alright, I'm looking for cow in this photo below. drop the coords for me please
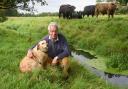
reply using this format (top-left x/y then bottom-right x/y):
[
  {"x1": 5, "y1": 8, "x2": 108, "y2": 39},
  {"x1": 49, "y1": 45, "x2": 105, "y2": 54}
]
[
  {"x1": 95, "y1": 2, "x2": 117, "y2": 19},
  {"x1": 59, "y1": 4, "x2": 76, "y2": 19},
  {"x1": 72, "y1": 11, "x2": 83, "y2": 19},
  {"x1": 83, "y1": 5, "x2": 96, "y2": 17}
]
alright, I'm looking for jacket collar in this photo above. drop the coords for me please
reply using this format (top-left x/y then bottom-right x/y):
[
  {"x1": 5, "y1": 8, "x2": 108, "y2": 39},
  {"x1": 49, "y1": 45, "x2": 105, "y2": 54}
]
[{"x1": 49, "y1": 35, "x2": 59, "y2": 42}]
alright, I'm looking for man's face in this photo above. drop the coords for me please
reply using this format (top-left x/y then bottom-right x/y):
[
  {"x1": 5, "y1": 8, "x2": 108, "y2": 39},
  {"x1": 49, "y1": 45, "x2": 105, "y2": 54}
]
[{"x1": 49, "y1": 25, "x2": 58, "y2": 40}]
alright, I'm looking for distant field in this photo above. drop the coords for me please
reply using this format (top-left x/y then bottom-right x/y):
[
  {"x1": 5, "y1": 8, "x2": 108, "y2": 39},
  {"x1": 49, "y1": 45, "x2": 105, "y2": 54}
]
[{"x1": 0, "y1": 15, "x2": 128, "y2": 89}]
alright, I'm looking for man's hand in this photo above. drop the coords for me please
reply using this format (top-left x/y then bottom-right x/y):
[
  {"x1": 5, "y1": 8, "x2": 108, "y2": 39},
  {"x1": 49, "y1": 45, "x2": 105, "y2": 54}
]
[
  {"x1": 27, "y1": 50, "x2": 34, "y2": 58},
  {"x1": 52, "y1": 56, "x2": 58, "y2": 65}
]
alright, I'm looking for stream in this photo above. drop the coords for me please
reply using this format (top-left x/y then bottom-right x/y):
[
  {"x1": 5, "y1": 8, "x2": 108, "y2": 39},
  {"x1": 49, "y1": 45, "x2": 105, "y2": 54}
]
[{"x1": 72, "y1": 50, "x2": 128, "y2": 88}]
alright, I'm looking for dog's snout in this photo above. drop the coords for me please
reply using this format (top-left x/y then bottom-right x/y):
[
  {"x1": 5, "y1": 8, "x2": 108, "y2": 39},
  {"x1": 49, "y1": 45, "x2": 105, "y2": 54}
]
[
  {"x1": 43, "y1": 43, "x2": 48, "y2": 49},
  {"x1": 45, "y1": 45, "x2": 48, "y2": 49}
]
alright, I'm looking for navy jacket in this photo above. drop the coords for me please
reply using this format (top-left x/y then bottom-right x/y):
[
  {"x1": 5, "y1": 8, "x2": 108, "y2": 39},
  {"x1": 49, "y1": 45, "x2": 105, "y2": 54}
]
[{"x1": 31, "y1": 33, "x2": 71, "y2": 59}]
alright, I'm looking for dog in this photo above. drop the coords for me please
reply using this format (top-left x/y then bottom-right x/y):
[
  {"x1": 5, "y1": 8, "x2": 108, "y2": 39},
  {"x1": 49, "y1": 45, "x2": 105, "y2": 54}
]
[{"x1": 19, "y1": 40, "x2": 49, "y2": 72}]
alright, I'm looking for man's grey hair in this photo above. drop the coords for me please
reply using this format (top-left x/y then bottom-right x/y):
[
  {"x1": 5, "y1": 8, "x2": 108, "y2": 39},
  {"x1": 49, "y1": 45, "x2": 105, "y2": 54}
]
[{"x1": 48, "y1": 22, "x2": 59, "y2": 31}]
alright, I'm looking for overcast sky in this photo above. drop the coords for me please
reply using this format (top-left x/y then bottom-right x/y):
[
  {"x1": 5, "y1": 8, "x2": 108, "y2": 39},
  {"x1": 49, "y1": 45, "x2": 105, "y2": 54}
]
[{"x1": 18, "y1": 0, "x2": 96, "y2": 14}]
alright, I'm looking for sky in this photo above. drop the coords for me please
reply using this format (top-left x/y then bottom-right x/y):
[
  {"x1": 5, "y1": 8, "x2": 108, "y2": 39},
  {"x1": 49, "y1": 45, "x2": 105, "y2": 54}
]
[{"x1": 18, "y1": 0, "x2": 96, "y2": 14}]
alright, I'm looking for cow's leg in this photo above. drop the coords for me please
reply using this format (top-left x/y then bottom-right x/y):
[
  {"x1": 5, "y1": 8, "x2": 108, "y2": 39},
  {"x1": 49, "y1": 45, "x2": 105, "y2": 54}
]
[
  {"x1": 59, "y1": 12, "x2": 61, "y2": 18},
  {"x1": 95, "y1": 9, "x2": 99, "y2": 18},
  {"x1": 111, "y1": 13, "x2": 114, "y2": 18},
  {"x1": 63, "y1": 13, "x2": 66, "y2": 19},
  {"x1": 92, "y1": 14, "x2": 94, "y2": 17},
  {"x1": 108, "y1": 14, "x2": 110, "y2": 19},
  {"x1": 107, "y1": 11, "x2": 110, "y2": 20}
]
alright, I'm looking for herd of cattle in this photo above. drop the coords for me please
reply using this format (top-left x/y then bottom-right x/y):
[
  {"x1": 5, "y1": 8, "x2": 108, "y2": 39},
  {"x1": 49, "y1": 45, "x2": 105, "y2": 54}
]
[{"x1": 59, "y1": 2, "x2": 118, "y2": 19}]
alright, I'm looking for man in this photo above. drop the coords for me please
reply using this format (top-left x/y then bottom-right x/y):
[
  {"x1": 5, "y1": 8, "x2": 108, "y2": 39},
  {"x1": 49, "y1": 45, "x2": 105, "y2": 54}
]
[{"x1": 27, "y1": 22, "x2": 71, "y2": 78}]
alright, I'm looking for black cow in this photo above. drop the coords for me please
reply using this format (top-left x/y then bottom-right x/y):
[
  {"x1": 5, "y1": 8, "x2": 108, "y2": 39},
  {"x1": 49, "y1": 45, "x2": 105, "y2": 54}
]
[
  {"x1": 59, "y1": 4, "x2": 76, "y2": 19},
  {"x1": 72, "y1": 11, "x2": 83, "y2": 19},
  {"x1": 83, "y1": 5, "x2": 96, "y2": 17}
]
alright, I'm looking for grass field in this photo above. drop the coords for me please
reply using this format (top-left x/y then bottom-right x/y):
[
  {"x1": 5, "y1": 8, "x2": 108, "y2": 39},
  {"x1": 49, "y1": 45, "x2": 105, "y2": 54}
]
[{"x1": 0, "y1": 15, "x2": 128, "y2": 89}]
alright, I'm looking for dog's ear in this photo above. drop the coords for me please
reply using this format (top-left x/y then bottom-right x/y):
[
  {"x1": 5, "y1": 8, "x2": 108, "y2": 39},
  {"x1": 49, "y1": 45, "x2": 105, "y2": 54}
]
[{"x1": 37, "y1": 44, "x2": 40, "y2": 50}]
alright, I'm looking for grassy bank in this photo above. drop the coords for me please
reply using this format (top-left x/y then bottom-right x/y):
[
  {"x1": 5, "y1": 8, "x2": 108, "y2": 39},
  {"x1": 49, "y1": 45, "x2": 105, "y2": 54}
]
[
  {"x1": 0, "y1": 16, "x2": 127, "y2": 89},
  {"x1": 57, "y1": 15, "x2": 128, "y2": 75}
]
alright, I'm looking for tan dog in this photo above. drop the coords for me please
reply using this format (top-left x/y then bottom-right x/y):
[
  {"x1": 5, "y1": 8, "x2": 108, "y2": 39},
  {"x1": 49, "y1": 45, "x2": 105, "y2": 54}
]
[{"x1": 19, "y1": 40, "x2": 49, "y2": 72}]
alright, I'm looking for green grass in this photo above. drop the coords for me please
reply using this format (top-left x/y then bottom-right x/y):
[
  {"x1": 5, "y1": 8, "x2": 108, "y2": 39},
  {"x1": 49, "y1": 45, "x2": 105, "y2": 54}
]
[
  {"x1": 58, "y1": 15, "x2": 128, "y2": 74},
  {"x1": 0, "y1": 16, "x2": 127, "y2": 89}
]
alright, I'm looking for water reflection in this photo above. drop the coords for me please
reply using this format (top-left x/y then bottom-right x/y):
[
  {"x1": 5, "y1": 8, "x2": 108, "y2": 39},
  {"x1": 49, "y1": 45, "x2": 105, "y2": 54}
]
[
  {"x1": 72, "y1": 50, "x2": 128, "y2": 88},
  {"x1": 71, "y1": 48, "x2": 97, "y2": 59},
  {"x1": 104, "y1": 72, "x2": 121, "y2": 78}
]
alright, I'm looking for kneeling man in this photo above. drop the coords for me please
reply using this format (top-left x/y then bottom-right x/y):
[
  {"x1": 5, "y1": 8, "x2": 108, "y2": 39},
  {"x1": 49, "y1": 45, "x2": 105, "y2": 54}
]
[{"x1": 27, "y1": 22, "x2": 71, "y2": 78}]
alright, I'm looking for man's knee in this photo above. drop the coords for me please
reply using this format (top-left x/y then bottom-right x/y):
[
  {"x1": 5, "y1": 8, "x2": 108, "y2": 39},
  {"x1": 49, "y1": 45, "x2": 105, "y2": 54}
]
[
  {"x1": 61, "y1": 57, "x2": 69, "y2": 65},
  {"x1": 60, "y1": 57, "x2": 70, "y2": 69}
]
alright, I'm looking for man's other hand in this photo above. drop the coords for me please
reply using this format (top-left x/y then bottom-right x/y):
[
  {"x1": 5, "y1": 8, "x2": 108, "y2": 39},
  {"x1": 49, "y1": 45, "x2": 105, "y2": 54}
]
[{"x1": 52, "y1": 56, "x2": 58, "y2": 65}]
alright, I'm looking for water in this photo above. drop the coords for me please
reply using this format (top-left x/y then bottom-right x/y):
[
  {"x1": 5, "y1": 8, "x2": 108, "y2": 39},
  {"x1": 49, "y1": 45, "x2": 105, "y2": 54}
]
[{"x1": 72, "y1": 51, "x2": 128, "y2": 89}]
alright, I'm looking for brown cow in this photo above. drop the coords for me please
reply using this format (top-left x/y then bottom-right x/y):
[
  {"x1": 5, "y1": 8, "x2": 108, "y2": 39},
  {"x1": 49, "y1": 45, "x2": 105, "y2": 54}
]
[{"x1": 95, "y1": 2, "x2": 117, "y2": 19}]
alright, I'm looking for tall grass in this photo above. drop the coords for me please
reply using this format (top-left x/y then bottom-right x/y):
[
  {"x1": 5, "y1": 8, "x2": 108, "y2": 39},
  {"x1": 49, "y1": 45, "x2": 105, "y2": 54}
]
[
  {"x1": 1, "y1": 16, "x2": 128, "y2": 72},
  {"x1": 58, "y1": 15, "x2": 128, "y2": 72},
  {"x1": 0, "y1": 17, "x2": 118, "y2": 89}
]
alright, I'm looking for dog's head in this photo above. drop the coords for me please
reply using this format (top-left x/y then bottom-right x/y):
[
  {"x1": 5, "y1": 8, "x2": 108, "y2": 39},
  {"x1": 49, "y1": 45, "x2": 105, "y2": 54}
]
[{"x1": 37, "y1": 40, "x2": 48, "y2": 52}]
